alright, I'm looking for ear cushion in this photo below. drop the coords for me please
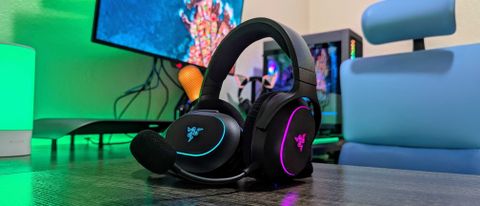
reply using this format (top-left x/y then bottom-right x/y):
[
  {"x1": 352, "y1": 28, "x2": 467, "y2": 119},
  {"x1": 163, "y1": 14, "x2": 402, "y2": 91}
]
[{"x1": 241, "y1": 92, "x2": 276, "y2": 164}]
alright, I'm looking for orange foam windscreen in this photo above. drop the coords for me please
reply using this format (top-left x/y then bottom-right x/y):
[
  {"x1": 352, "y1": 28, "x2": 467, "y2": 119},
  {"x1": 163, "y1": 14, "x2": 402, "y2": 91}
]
[{"x1": 178, "y1": 65, "x2": 203, "y2": 102}]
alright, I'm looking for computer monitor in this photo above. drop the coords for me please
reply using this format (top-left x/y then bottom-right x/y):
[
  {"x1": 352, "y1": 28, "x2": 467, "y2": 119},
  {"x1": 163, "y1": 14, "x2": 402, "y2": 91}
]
[
  {"x1": 92, "y1": 0, "x2": 244, "y2": 69},
  {"x1": 263, "y1": 29, "x2": 363, "y2": 135}
]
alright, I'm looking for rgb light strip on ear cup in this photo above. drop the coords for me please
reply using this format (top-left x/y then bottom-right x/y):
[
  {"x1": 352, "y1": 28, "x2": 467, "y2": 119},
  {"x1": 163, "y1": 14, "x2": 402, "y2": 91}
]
[{"x1": 280, "y1": 105, "x2": 310, "y2": 176}]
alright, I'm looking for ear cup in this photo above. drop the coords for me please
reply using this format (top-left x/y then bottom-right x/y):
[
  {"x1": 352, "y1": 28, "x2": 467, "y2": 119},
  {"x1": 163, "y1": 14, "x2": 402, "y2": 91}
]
[
  {"x1": 241, "y1": 92, "x2": 276, "y2": 165},
  {"x1": 257, "y1": 99, "x2": 316, "y2": 179},
  {"x1": 195, "y1": 98, "x2": 244, "y2": 126},
  {"x1": 165, "y1": 111, "x2": 241, "y2": 174},
  {"x1": 192, "y1": 99, "x2": 246, "y2": 177}
]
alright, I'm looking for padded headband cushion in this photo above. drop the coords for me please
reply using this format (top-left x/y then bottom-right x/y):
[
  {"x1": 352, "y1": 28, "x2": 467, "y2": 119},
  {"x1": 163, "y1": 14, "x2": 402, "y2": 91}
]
[
  {"x1": 200, "y1": 17, "x2": 314, "y2": 100},
  {"x1": 362, "y1": 0, "x2": 456, "y2": 44}
]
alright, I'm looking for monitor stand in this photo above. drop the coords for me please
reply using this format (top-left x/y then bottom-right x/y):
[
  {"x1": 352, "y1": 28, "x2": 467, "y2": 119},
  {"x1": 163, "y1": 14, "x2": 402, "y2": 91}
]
[{"x1": 33, "y1": 118, "x2": 171, "y2": 151}]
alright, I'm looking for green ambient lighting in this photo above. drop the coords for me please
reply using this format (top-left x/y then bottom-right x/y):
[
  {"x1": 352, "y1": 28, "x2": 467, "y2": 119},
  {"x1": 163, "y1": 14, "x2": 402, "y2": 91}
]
[
  {"x1": 313, "y1": 137, "x2": 339, "y2": 145},
  {"x1": 0, "y1": 173, "x2": 32, "y2": 205},
  {"x1": 0, "y1": 43, "x2": 35, "y2": 130}
]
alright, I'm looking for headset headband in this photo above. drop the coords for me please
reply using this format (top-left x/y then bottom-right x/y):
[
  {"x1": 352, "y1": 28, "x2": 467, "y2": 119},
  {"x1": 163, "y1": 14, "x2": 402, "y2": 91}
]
[{"x1": 199, "y1": 18, "x2": 315, "y2": 101}]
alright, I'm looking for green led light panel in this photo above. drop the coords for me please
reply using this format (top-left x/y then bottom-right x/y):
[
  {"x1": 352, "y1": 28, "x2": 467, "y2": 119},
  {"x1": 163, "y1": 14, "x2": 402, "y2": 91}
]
[
  {"x1": 0, "y1": 43, "x2": 35, "y2": 130},
  {"x1": 313, "y1": 137, "x2": 339, "y2": 145}
]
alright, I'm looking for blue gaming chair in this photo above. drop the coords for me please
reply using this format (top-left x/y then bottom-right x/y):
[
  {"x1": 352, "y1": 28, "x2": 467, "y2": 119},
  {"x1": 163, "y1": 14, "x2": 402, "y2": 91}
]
[{"x1": 339, "y1": 0, "x2": 480, "y2": 175}]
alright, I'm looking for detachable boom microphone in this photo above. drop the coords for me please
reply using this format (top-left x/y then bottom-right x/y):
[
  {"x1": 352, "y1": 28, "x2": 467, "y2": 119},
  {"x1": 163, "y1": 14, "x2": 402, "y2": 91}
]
[{"x1": 130, "y1": 130, "x2": 176, "y2": 174}]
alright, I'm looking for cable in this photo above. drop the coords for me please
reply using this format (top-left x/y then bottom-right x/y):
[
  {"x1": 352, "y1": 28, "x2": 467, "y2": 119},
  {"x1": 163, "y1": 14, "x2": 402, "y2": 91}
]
[
  {"x1": 160, "y1": 59, "x2": 182, "y2": 89},
  {"x1": 145, "y1": 64, "x2": 155, "y2": 120},
  {"x1": 110, "y1": 87, "x2": 145, "y2": 143},
  {"x1": 155, "y1": 59, "x2": 170, "y2": 120},
  {"x1": 118, "y1": 90, "x2": 143, "y2": 119},
  {"x1": 109, "y1": 58, "x2": 161, "y2": 144},
  {"x1": 111, "y1": 80, "x2": 156, "y2": 143},
  {"x1": 113, "y1": 59, "x2": 158, "y2": 119},
  {"x1": 84, "y1": 137, "x2": 132, "y2": 145},
  {"x1": 113, "y1": 93, "x2": 134, "y2": 119},
  {"x1": 107, "y1": 58, "x2": 181, "y2": 143},
  {"x1": 172, "y1": 164, "x2": 248, "y2": 185},
  {"x1": 146, "y1": 83, "x2": 152, "y2": 119}
]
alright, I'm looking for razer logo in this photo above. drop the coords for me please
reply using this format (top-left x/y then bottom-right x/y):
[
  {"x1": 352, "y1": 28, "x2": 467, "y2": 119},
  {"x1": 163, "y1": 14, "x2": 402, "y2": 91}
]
[
  {"x1": 186, "y1": 126, "x2": 204, "y2": 142},
  {"x1": 294, "y1": 133, "x2": 307, "y2": 152}
]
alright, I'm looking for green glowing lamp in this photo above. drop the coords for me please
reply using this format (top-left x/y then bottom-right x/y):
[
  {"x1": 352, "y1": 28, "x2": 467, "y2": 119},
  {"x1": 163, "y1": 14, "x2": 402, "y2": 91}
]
[
  {"x1": 0, "y1": 43, "x2": 35, "y2": 157},
  {"x1": 313, "y1": 137, "x2": 340, "y2": 145}
]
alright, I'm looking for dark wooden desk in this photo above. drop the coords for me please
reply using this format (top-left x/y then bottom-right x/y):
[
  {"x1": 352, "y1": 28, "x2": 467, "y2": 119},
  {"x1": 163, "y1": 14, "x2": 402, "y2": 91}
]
[{"x1": 2, "y1": 155, "x2": 479, "y2": 206}]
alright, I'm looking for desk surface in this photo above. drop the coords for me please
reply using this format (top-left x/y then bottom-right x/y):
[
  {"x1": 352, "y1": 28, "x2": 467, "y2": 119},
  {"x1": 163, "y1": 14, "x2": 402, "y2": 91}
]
[{"x1": 1, "y1": 154, "x2": 479, "y2": 206}]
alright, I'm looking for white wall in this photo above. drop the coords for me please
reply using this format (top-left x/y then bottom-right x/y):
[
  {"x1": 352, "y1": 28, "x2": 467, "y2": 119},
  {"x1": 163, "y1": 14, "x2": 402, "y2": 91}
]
[{"x1": 308, "y1": 0, "x2": 480, "y2": 57}]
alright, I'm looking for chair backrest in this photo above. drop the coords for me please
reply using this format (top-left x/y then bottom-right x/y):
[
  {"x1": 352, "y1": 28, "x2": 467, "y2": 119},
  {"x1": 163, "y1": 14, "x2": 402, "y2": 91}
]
[
  {"x1": 340, "y1": 0, "x2": 477, "y2": 149},
  {"x1": 362, "y1": 0, "x2": 456, "y2": 45},
  {"x1": 342, "y1": 44, "x2": 480, "y2": 149},
  {"x1": 339, "y1": 0, "x2": 480, "y2": 174}
]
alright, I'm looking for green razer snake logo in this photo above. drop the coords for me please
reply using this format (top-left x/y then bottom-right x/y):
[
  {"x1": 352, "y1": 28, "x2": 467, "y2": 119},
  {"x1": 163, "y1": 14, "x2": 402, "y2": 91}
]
[{"x1": 186, "y1": 126, "x2": 204, "y2": 142}]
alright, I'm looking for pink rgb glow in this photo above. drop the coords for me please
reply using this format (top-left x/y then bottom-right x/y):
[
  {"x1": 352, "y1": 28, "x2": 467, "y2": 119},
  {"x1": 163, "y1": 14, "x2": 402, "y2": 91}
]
[
  {"x1": 280, "y1": 106, "x2": 310, "y2": 176},
  {"x1": 294, "y1": 133, "x2": 306, "y2": 152},
  {"x1": 280, "y1": 192, "x2": 299, "y2": 206}
]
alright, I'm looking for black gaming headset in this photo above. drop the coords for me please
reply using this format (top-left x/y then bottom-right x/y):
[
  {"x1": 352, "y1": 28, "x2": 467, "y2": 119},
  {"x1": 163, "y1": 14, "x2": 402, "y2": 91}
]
[{"x1": 130, "y1": 17, "x2": 321, "y2": 184}]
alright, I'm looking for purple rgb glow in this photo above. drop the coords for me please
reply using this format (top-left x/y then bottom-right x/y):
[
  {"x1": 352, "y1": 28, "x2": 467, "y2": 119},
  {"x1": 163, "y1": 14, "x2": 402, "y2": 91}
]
[
  {"x1": 280, "y1": 192, "x2": 299, "y2": 206},
  {"x1": 280, "y1": 106, "x2": 310, "y2": 176},
  {"x1": 294, "y1": 133, "x2": 306, "y2": 152}
]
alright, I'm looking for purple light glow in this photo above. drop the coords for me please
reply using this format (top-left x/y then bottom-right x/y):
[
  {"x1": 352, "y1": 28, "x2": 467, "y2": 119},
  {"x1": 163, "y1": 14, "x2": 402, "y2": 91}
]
[
  {"x1": 280, "y1": 105, "x2": 309, "y2": 176},
  {"x1": 280, "y1": 192, "x2": 299, "y2": 206},
  {"x1": 294, "y1": 133, "x2": 306, "y2": 152}
]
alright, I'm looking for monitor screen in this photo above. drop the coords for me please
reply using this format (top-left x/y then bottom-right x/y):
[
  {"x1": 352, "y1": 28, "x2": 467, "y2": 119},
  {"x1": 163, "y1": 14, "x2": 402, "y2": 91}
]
[
  {"x1": 265, "y1": 42, "x2": 342, "y2": 118},
  {"x1": 266, "y1": 42, "x2": 341, "y2": 96},
  {"x1": 92, "y1": 0, "x2": 244, "y2": 68}
]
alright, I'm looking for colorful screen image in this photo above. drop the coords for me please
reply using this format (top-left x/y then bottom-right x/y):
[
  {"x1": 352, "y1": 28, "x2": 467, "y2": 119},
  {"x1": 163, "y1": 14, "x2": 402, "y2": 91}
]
[
  {"x1": 93, "y1": 0, "x2": 244, "y2": 68},
  {"x1": 265, "y1": 42, "x2": 341, "y2": 112}
]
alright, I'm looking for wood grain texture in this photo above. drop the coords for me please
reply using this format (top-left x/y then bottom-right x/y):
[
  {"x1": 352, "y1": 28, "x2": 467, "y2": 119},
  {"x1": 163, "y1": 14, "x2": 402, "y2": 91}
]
[{"x1": 1, "y1": 144, "x2": 480, "y2": 205}]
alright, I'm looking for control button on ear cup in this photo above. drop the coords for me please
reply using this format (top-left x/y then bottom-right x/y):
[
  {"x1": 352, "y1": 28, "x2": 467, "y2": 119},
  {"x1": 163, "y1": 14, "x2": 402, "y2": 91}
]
[{"x1": 241, "y1": 92, "x2": 276, "y2": 165}]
